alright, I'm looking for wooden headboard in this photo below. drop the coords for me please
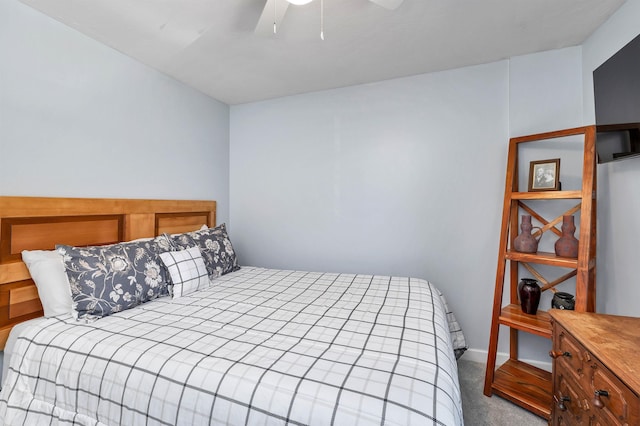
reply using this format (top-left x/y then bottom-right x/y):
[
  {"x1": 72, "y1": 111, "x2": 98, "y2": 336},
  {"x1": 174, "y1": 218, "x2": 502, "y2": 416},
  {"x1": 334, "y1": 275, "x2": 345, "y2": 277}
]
[{"x1": 0, "y1": 196, "x2": 216, "y2": 349}]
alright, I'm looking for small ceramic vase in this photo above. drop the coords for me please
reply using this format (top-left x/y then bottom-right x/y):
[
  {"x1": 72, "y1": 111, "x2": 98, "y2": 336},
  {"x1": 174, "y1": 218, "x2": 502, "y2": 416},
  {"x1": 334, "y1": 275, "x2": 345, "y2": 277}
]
[
  {"x1": 513, "y1": 215, "x2": 542, "y2": 253},
  {"x1": 518, "y1": 278, "x2": 541, "y2": 314},
  {"x1": 551, "y1": 292, "x2": 575, "y2": 310},
  {"x1": 555, "y1": 215, "x2": 579, "y2": 258}
]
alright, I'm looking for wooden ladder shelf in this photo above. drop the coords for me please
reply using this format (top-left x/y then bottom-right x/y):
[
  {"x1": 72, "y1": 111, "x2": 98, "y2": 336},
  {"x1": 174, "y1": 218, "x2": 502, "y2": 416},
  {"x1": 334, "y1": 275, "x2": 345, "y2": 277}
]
[{"x1": 483, "y1": 126, "x2": 597, "y2": 419}]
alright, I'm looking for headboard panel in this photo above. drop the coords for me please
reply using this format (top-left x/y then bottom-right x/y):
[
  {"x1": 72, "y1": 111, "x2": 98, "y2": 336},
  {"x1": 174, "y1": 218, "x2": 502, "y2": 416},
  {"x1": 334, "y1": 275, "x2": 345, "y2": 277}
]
[
  {"x1": 156, "y1": 212, "x2": 211, "y2": 235},
  {"x1": 0, "y1": 215, "x2": 124, "y2": 263},
  {"x1": 0, "y1": 196, "x2": 216, "y2": 349}
]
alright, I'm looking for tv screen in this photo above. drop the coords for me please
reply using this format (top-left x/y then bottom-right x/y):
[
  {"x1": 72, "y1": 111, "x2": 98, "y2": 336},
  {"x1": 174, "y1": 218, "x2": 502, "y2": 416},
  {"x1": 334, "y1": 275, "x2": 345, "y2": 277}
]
[{"x1": 593, "y1": 33, "x2": 640, "y2": 163}]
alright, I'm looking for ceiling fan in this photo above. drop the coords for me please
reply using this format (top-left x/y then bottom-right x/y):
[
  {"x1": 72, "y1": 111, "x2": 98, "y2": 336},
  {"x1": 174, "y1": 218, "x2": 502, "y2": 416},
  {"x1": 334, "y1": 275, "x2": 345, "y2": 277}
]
[{"x1": 255, "y1": 0, "x2": 404, "y2": 36}]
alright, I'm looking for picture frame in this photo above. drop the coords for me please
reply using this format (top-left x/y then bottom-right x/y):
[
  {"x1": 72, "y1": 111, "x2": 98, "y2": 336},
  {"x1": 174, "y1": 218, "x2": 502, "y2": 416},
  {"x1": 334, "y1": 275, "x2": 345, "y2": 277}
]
[{"x1": 528, "y1": 158, "x2": 560, "y2": 191}]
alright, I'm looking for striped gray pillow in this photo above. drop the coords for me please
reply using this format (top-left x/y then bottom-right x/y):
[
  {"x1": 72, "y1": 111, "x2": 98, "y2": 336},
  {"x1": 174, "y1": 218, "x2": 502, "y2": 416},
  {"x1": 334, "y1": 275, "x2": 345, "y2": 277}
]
[{"x1": 159, "y1": 247, "x2": 210, "y2": 298}]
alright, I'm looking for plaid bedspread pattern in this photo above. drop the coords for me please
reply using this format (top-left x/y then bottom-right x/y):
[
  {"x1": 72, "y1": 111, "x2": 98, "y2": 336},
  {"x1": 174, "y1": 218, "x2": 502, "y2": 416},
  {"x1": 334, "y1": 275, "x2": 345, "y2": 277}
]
[{"x1": 0, "y1": 267, "x2": 463, "y2": 425}]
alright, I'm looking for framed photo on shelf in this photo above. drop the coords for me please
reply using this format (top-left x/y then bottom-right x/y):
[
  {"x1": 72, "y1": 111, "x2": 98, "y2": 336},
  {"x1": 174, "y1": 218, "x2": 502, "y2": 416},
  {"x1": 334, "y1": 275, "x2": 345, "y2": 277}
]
[{"x1": 528, "y1": 158, "x2": 560, "y2": 191}]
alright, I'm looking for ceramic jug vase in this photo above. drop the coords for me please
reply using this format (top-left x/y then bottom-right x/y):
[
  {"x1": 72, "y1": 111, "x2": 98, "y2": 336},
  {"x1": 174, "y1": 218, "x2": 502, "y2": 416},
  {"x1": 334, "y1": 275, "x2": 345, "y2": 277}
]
[
  {"x1": 555, "y1": 215, "x2": 579, "y2": 258},
  {"x1": 513, "y1": 215, "x2": 542, "y2": 253}
]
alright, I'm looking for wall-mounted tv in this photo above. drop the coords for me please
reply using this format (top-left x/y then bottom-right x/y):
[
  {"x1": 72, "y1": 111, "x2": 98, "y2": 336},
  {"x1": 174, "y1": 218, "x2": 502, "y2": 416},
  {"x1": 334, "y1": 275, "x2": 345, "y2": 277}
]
[{"x1": 593, "y1": 33, "x2": 640, "y2": 164}]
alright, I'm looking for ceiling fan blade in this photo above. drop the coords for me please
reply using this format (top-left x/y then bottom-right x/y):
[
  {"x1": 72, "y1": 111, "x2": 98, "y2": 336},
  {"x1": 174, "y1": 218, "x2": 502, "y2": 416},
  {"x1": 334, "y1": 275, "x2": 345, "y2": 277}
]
[
  {"x1": 369, "y1": 0, "x2": 404, "y2": 10},
  {"x1": 255, "y1": 0, "x2": 290, "y2": 36}
]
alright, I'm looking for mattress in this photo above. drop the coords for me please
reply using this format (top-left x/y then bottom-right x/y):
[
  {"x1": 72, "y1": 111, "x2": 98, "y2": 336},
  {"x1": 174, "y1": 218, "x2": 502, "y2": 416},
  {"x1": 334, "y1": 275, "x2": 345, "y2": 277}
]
[{"x1": 0, "y1": 267, "x2": 465, "y2": 425}]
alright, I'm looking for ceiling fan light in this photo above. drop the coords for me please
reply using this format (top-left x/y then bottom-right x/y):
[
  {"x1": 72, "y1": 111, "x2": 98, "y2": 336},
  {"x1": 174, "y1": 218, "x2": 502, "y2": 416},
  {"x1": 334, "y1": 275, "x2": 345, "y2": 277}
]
[{"x1": 287, "y1": 0, "x2": 313, "y2": 5}]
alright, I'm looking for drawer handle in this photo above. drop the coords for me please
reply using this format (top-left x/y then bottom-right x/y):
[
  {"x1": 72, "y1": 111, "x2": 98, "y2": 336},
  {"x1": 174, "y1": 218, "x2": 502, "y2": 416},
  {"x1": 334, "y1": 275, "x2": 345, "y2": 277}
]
[
  {"x1": 556, "y1": 395, "x2": 571, "y2": 411},
  {"x1": 593, "y1": 390, "x2": 609, "y2": 409},
  {"x1": 549, "y1": 350, "x2": 572, "y2": 359}
]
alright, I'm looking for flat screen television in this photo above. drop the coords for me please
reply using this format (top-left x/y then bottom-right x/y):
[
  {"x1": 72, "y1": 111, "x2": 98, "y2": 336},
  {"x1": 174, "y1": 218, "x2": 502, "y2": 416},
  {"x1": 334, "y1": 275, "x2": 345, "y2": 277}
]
[{"x1": 593, "y1": 33, "x2": 640, "y2": 163}]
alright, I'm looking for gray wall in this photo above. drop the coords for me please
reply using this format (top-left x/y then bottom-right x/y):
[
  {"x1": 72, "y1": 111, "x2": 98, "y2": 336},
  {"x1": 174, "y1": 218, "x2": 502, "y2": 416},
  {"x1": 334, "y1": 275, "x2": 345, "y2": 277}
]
[
  {"x1": 230, "y1": 61, "x2": 509, "y2": 358},
  {"x1": 0, "y1": 0, "x2": 230, "y2": 224},
  {"x1": 2, "y1": 0, "x2": 639, "y2": 371},
  {"x1": 507, "y1": 47, "x2": 585, "y2": 363},
  {"x1": 230, "y1": 51, "x2": 586, "y2": 363},
  {"x1": 0, "y1": 0, "x2": 230, "y2": 376},
  {"x1": 582, "y1": 0, "x2": 640, "y2": 317}
]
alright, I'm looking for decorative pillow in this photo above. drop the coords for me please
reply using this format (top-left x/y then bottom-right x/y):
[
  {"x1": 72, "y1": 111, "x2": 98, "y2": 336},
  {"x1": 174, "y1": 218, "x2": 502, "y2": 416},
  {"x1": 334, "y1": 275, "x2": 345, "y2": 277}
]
[
  {"x1": 159, "y1": 247, "x2": 210, "y2": 298},
  {"x1": 56, "y1": 235, "x2": 173, "y2": 320},
  {"x1": 168, "y1": 223, "x2": 240, "y2": 279},
  {"x1": 21, "y1": 250, "x2": 74, "y2": 318}
]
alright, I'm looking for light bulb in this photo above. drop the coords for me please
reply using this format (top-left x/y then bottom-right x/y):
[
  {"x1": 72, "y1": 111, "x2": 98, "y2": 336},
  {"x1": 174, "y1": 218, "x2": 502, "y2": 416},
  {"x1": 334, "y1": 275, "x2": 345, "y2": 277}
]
[{"x1": 287, "y1": 0, "x2": 313, "y2": 5}]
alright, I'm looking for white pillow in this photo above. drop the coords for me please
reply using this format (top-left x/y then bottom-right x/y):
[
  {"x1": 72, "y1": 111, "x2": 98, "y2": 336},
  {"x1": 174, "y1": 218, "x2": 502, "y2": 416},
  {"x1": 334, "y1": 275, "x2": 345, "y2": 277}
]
[
  {"x1": 159, "y1": 247, "x2": 210, "y2": 298},
  {"x1": 21, "y1": 250, "x2": 74, "y2": 317}
]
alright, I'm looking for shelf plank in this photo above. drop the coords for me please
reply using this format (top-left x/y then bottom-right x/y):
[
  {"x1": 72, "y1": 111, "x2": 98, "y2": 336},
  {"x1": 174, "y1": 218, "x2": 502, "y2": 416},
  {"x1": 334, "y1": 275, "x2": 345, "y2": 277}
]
[
  {"x1": 491, "y1": 359, "x2": 552, "y2": 419},
  {"x1": 499, "y1": 304, "x2": 552, "y2": 338},
  {"x1": 512, "y1": 190, "x2": 582, "y2": 200},
  {"x1": 510, "y1": 125, "x2": 592, "y2": 143},
  {"x1": 505, "y1": 250, "x2": 578, "y2": 268}
]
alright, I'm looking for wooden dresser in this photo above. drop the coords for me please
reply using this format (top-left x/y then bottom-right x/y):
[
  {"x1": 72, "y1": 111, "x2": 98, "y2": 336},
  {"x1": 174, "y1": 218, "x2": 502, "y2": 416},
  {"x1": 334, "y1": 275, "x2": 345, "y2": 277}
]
[{"x1": 550, "y1": 310, "x2": 640, "y2": 425}]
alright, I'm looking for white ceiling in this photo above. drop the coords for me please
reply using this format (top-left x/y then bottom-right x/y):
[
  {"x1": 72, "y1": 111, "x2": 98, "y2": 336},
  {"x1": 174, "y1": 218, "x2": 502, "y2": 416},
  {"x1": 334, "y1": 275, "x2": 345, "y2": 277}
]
[{"x1": 20, "y1": 0, "x2": 626, "y2": 105}]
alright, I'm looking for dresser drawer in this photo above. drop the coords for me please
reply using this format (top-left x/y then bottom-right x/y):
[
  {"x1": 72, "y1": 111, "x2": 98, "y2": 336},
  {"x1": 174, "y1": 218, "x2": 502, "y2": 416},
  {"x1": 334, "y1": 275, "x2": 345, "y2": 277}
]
[
  {"x1": 551, "y1": 311, "x2": 640, "y2": 426},
  {"x1": 554, "y1": 372, "x2": 590, "y2": 425},
  {"x1": 554, "y1": 323, "x2": 589, "y2": 387},
  {"x1": 589, "y1": 412, "x2": 615, "y2": 426},
  {"x1": 589, "y1": 357, "x2": 640, "y2": 426}
]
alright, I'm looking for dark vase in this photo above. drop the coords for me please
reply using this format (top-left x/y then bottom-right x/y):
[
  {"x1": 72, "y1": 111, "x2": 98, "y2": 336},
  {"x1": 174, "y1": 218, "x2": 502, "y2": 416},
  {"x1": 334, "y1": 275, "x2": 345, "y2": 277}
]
[
  {"x1": 519, "y1": 278, "x2": 541, "y2": 314},
  {"x1": 513, "y1": 215, "x2": 542, "y2": 253},
  {"x1": 551, "y1": 292, "x2": 575, "y2": 310},
  {"x1": 555, "y1": 215, "x2": 579, "y2": 258}
]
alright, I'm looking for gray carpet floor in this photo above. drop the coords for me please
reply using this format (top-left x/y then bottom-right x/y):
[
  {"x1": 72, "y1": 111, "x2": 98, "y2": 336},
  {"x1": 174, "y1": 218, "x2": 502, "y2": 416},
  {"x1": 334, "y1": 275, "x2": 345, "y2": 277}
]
[{"x1": 457, "y1": 359, "x2": 547, "y2": 426}]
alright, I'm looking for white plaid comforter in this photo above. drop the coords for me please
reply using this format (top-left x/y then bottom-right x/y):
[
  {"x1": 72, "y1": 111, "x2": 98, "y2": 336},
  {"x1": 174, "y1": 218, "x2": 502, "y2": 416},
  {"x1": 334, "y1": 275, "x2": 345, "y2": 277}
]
[{"x1": 0, "y1": 267, "x2": 464, "y2": 425}]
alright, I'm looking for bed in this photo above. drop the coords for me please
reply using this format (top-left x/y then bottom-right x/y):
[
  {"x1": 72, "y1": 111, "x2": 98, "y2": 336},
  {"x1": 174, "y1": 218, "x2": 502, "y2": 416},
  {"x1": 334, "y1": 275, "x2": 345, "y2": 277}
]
[{"x1": 0, "y1": 196, "x2": 466, "y2": 425}]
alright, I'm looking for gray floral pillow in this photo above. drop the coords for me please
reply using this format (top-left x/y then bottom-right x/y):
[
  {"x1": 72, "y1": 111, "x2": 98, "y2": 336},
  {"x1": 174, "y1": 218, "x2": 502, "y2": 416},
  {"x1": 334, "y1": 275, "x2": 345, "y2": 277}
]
[
  {"x1": 56, "y1": 236, "x2": 173, "y2": 320},
  {"x1": 168, "y1": 223, "x2": 240, "y2": 279}
]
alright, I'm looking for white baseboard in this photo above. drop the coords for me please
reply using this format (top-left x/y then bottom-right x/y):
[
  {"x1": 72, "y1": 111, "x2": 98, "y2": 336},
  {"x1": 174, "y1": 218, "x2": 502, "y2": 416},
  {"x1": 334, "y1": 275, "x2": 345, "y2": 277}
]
[{"x1": 460, "y1": 348, "x2": 552, "y2": 372}]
